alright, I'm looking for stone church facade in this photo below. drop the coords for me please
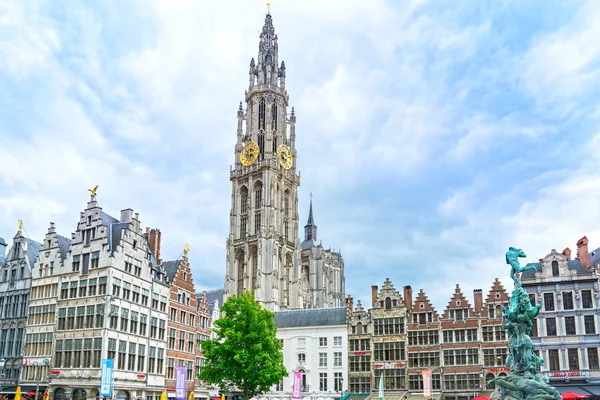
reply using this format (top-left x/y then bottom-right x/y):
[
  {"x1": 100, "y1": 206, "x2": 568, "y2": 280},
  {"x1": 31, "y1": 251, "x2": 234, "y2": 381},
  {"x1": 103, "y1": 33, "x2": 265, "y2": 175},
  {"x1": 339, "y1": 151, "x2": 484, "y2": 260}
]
[{"x1": 224, "y1": 12, "x2": 345, "y2": 311}]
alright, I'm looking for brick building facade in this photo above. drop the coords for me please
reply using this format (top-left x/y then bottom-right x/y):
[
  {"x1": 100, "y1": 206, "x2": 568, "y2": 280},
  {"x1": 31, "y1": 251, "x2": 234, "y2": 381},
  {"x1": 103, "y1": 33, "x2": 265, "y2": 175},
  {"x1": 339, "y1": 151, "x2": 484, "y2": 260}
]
[{"x1": 163, "y1": 251, "x2": 211, "y2": 400}]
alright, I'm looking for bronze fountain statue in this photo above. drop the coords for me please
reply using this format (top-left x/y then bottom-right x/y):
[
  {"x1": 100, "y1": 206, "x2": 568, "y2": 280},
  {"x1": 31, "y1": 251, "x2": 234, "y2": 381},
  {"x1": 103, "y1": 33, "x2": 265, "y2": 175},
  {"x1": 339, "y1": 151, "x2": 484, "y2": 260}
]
[{"x1": 490, "y1": 248, "x2": 561, "y2": 400}]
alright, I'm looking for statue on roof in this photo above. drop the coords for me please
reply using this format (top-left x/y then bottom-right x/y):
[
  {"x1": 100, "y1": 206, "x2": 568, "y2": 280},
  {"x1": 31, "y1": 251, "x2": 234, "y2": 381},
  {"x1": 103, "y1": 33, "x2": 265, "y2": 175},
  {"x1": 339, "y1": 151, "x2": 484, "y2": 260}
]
[{"x1": 506, "y1": 247, "x2": 537, "y2": 287}]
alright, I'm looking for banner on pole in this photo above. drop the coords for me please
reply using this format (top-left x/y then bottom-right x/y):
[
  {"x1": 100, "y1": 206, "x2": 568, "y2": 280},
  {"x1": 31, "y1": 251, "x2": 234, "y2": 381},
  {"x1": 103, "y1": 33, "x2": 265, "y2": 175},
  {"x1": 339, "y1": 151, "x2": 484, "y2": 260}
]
[
  {"x1": 100, "y1": 359, "x2": 114, "y2": 397},
  {"x1": 292, "y1": 371, "x2": 302, "y2": 399},
  {"x1": 422, "y1": 370, "x2": 432, "y2": 399},
  {"x1": 378, "y1": 373, "x2": 384, "y2": 400},
  {"x1": 176, "y1": 366, "x2": 187, "y2": 400}
]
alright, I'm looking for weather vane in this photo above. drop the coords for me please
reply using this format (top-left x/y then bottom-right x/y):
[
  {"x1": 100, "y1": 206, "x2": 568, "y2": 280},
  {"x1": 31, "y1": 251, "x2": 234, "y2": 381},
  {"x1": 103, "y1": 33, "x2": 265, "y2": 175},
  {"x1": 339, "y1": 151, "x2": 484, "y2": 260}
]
[
  {"x1": 88, "y1": 185, "x2": 99, "y2": 197},
  {"x1": 184, "y1": 244, "x2": 190, "y2": 255},
  {"x1": 267, "y1": 2, "x2": 271, "y2": 14},
  {"x1": 18, "y1": 219, "x2": 23, "y2": 231}
]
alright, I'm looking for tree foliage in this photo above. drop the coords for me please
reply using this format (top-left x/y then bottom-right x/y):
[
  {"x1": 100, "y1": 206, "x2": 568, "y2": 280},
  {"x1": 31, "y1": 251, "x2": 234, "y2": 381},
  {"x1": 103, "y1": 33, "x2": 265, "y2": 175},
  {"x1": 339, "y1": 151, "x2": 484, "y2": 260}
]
[{"x1": 198, "y1": 291, "x2": 287, "y2": 400}]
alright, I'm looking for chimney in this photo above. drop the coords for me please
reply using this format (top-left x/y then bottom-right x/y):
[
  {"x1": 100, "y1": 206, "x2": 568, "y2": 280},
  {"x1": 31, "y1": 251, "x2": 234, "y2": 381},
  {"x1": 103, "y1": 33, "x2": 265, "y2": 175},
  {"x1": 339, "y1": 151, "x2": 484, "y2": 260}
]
[
  {"x1": 562, "y1": 247, "x2": 572, "y2": 260},
  {"x1": 345, "y1": 295, "x2": 354, "y2": 313},
  {"x1": 473, "y1": 289, "x2": 483, "y2": 313},
  {"x1": 577, "y1": 236, "x2": 590, "y2": 268},
  {"x1": 49, "y1": 222, "x2": 56, "y2": 233},
  {"x1": 404, "y1": 285, "x2": 413, "y2": 312},
  {"x1": 145, "y1": 228, "x2": 162, "y2": 264},
  {"x1": 120, "y1": 209, "x2": 134, "y2": 223},
  {"x1": 371, "y1": 285, "x2": 378, "y2": 308}
]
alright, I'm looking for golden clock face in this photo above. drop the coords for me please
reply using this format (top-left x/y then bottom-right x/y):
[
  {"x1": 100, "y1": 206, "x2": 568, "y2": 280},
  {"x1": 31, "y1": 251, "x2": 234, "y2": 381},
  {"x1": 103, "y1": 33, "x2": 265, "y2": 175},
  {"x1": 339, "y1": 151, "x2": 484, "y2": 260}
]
[
  {"x1": 277, "y1": 144, "x2": 293, "y2": 170},
  {"x1": 240, "y1": 142, "x2": 260, "y2": 166}
]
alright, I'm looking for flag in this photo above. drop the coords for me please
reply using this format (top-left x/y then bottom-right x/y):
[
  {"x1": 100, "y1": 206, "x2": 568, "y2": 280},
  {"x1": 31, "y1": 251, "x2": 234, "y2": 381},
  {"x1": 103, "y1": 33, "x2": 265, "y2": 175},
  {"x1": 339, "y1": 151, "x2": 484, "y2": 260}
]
[
  {"x1": 15, "y1": 387, "x2": 22, "y2": 400},
  {"x1": 221, "y1": 395, "x2": 225, "y2": 400},
  {"x1": 44, "y1": 389, "x2": 49, "y2": 400},
  {"x1": 161, "y1": 393, "x2": 167, "y2": 400},
  {"x1": 422, "y1": 370, "x2": 432, "y2": 399},
  {"x1": 378, "y1": 373, "x2": 384, "y2": 400},
  {"x1": 189, "y1": 392, "x2": 194, "y2": 400}
]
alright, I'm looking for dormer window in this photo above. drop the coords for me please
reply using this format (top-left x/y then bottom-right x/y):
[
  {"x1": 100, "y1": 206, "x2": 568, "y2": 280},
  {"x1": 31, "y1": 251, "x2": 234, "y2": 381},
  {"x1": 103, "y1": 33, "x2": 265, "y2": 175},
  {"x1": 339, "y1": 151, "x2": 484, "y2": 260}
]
[
  {"x1": 496, "y1": 292, "x2": 501, "y2": 299},
  {"x1": 385, "y1": 297, "x2": 392, "y2": 310},
  {"x1": 420, "y1": 303, "x2": 425, "y2": 309},
  {"x1": 456, "y1": 300, "x2": 461, "y2": 306},
  {"x1": 87, "y1": 216, "x2": 92, "y2": 224},
  {"x1": 552, "y1": 260, "x2": 559, "y2": 277}
]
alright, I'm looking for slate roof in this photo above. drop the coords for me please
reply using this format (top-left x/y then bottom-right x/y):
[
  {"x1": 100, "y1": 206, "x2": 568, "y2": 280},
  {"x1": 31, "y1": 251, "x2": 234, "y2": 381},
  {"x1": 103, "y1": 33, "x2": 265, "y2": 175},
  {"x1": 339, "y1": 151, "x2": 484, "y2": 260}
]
[
  {"x1": 24, "y1": 238, "x2": 42, "y2": 267},
  {"x1": 201, "y1": 289, "x2": 224, "y2": 315},
  {"x1": 56, "y1": 235, "x2": 72, "y2": 260},
  {"x1": 101, "y1": 212, "x2": 119, "y2": 226},
  {"x1": 109, "y1": 222, "x2": 129, "y2": 253},
  {"x1": 0, "y1": 237, "x2": 6, "y2": 265},
  {"x1": 522, "y1": 252, "x2": 598, "y2": 280},
  {"x1": 274, "y1": 307, "x2": 348, "y2": 329},
  {"x1": 163, "y1": 260, "x2": 180, "y2": 283}
]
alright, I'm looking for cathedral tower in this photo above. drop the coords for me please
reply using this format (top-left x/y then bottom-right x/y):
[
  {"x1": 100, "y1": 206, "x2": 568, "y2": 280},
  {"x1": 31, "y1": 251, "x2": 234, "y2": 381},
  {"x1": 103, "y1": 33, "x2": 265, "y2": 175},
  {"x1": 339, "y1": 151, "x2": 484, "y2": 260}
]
[
  {"x1": 224, "y1": 11, "x2": 346, "y2": 311},
  {"x1": 224, "y1": 11, "x2": 302, "y2": 311}
]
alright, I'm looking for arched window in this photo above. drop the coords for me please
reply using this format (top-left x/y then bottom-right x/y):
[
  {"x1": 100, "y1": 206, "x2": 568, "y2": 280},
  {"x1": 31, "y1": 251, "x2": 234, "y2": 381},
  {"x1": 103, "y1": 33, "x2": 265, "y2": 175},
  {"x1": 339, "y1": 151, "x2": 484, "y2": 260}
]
[
  {"x1": 486, "y1": 373, "x2": 495, "y2": 389},
  {"x1": 259, "y1": 99, "x2": 266, "y2": 130},
  {"x1": 240, "y1": 186, "x2": 248, "y2": 214},
  {"x1": 116, "y1": 391, "x2": 130, "y2": 400},
  {"x1": 385, "y1": 297, "x2": 392, "y2": 310},
  {"x1": 72, "y1": 389, "x2": 87, "y2": 400},
  {"x1": 356, "y1": 322, "x2": 363, "y2": 334},
  {"x1": 272, "y1": 101, "x2": 277, "y2": 130},
  {"x1": 237, "y1": 251, "x2": 245, "y2": 295},
  {"x1": 240, "y1": 216, "x2": 247, "y2": 239},
  {"x1": 252, "y1": 251, "x2": 258, "y2": 290},
  {"x1": 254, "y1": 211, "x2": 261, "y2": 235},
  {"x1": 283, "y1": 190, "x2": 290, "y2": 215},
  {"x1": 272, "y1": 135, "x2": 278, "y2": 153},
  {"x1": 254, "y1": 183, "x2": 263, "y2": 208},
  {"x1": 552, "y1": 260, "x2": 559, "y2": 277},
  {"x1": 53, "y1": 388, "x2": 67, "y2": 400}
]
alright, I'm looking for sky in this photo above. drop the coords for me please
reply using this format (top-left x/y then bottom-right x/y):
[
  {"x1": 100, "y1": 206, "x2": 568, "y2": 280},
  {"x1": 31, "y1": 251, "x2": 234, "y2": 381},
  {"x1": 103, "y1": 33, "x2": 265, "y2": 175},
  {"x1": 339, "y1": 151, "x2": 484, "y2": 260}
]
[{"x1": 1, "y1": 0, "x2": 600, "y2": 311}]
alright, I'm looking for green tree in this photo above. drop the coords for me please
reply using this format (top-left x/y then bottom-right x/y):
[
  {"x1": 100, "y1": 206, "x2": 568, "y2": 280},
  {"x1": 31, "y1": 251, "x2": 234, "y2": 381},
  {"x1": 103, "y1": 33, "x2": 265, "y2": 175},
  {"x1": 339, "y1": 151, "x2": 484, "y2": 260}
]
[{"x1": 198, "y1": 291, "x2": 287, "y2": 400}]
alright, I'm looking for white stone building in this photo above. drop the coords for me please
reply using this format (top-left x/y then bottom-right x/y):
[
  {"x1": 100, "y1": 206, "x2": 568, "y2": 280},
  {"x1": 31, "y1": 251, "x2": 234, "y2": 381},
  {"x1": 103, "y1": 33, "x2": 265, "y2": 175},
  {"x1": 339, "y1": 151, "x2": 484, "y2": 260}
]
[
  {"x1": 223, "y1": 11, "x2": 345, "y2": 311},
  {"x1": 22, "y1": 195, "x2": 170, "y2": 400},
  {"x1": 0, "y1": 227, "x2": 41, "y2": 396},
  {"x1": 258, "y1": 307, "x2": 348, "y2": 400}
]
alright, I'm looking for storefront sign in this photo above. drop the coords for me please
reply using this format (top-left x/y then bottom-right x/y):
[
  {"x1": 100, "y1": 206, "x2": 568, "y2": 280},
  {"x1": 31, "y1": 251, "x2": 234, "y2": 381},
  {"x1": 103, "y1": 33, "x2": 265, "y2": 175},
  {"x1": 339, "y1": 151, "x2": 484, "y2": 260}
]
[
  {"x1": 490, "y1": 367, "x2": 509, "y2": 372},
  {"x1": 546, "y1": 371, "x2": 589, "y2": 378}
]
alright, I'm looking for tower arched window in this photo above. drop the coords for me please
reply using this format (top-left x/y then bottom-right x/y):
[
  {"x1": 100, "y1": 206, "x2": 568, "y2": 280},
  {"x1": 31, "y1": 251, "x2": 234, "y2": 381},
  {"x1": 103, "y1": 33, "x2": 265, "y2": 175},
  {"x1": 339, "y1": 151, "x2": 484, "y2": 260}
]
[
  {"x1": 271, "y1": 101, "x2": 277, "y2": 130},
  {"x1": 255, "y1": 211, "x2": 261, "y2": 235},
  {"x1": 552, "y1": 260, "x2": 559, "y2": 277},
  {"x1": 254, "y1": 183, "x2": 263, "y2": 208},
  {"x1": 258, "y1": 134, "x2": 265, "y2": 160},
  {"x1": 259, "y1": 100, "x2": 266, "y2": 130},
  {"x1": 272, "y1": 135, "x2": 278, "y2": 154},
  {"x1": 283, "y1": 191, "x2": 290, "y2": 215},
  {"x1": 240, "y1": 186, "x2": 248, "y2": 214},
  {"x1": 385, "y1": 297, "x2": 392, "y2": 310}
]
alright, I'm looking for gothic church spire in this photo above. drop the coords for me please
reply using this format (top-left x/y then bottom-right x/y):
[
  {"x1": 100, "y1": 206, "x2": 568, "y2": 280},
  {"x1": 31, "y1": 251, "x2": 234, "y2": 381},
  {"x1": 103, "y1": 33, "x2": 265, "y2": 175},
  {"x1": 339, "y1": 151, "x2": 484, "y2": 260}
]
[{"x1": 304, "y1": 195, "x2": 318, "y2": 243}]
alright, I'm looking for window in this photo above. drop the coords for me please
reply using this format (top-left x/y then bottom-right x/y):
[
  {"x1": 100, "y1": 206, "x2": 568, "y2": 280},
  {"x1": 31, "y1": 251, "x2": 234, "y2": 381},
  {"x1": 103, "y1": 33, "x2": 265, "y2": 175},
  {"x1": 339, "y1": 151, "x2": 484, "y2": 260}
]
[
  {"x1": 179, "y1": 331, "x2": 185, "y2": 351},
  {"x1": 385, "y1": 297, "x2": 392, "y2": 310},
  {"x1": 169, "y1": 329, "x2": 176, "y2": 349},
  {"x1": 130, "y1": 312, "x2": 138, "y2": 334},
  {"x1": 548, "y1": 349, "x2": 560, "y2": 371},
  {"x1": 350, "y1": 354, "x2": 372, "y2": 371},
  {"x1": 319, "y1": 373, "x2": 328, "y2": 391},
  {"x1": 546, "y1": 318, "x2": 557, "y2": 336},
  {"x1": 319, "y1": 352, "x2": 327, "y2": 367},
  {"x1": 565, "y1": 316, "x2": 576, "y2": 335},
  {"x1": 582, "y1": 290, "x2": 593, "y2": 309},
  {"x1": 140, "y1": 314, "x2": 147, "y2": 336},
  {"x1": 167, "y1": 358, "x2": 175, "y2": 379},
  {"x1": 334, "y1": 372, "x2": 343, "y2": 392},
  {"x1": 149, "y1": 347, "x2": 156, "y2": 373},
  {"x1": 319, "y1": 337, "x2": 327, "y2": 347},
  {"x1": 128, "y1": 343, "x2": 137, "y2": 371},
  {"x1": 530, "y1": 320, "x2": 538, "y2": 337},
  {"x1": 529, "y1": 294, "x2": 536, "y2": 306},
  {"x1": 91, "y1": 251, "x2": 100, "y2": 269},
  {"x1": 588, "y1": 348, "x2": 599, "y2": 370},
  {"x1": 334, "y1": 352, "x2": 342, "y2": 367},
  {"x1": 568, "y1": 348, "x2": 580, "y2": 370},
  {"x1": 259, "y1": 99, "x2": 266, "y2": 130},
  {"x1": 373, "y1": 318, "x2": 405, "y2": 335},
  {"x1": 334, "y1": 336, "x2": 342, "y2": 346},
  {"x1": 118, "y1": 340, "x2": 127, "y2": 369},
  {"x1": 107, "y1": 338, "x2": 116, "y2": 362},
  {"x1": 298, "y1": 353, "x2": 306, "y2": 364},
  {"x1": 157, "y1": 348, "x2": 164, "y2": 374},
  {"x1": 563, "y1": 292, "x2": 574, "y2": 310},
  {"x1": 240, "y1": 216, "x2": 247, "y2": 238},
  {"x1": 543, "y1": 293, "x2": 555, "y2": 311},
  {"x1": 254, "y1": 211, "x2": 261, "y2": 234},
  {"x1": 138, "y1": 344, "x2": 146, "y2": 373},
  {"x1": 72, "y1": 255, "x2": 81, "y2": 272},
  {"x1": 374, "y1": 342, "x2": 405, "y2": 361},
  {"x1": 585, "y1": 316, "x2": 596, "y2": 334},
  {"x1": 94, "y1": 338, "x2": 102, "y2": 367},
  {"x1": 551, "y1": 260, "x2": 559, "y2": 276},
  {"x1": 187, "y1": 361, "x2": 194, "y2": 380},
  {"x1": 79, "y1": 280, "x2": 87, "y2": 297}
]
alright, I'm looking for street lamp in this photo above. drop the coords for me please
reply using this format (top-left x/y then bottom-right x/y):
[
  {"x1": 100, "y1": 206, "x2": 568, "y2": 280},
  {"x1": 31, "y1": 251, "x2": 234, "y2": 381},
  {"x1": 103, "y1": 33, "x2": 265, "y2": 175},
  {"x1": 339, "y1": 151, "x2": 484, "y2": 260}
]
[{"x1": 339, "y1": 377, "x2": 344, "y2": 399}]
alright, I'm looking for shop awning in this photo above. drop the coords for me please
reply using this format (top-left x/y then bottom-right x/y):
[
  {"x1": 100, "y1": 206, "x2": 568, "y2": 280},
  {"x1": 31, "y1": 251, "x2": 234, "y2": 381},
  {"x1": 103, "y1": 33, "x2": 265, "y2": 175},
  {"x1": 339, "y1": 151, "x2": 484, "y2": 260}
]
[{"x1": 554, "y1": 386, "x2": 600, "y2": 397}]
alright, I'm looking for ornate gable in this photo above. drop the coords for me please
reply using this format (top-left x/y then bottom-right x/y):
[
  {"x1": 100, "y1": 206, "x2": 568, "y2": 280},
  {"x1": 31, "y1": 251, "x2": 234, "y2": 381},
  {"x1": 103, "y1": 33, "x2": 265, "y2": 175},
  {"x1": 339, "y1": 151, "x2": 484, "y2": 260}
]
[
  {"x1": 413, "y1": 289, "x2": 439, "y2": 320},
  {"x1": 442, "y1": 284, "x2": 474, "y2": 319},
  {"x1": 485, "y1": 278, "x2": 510, "y2": 304},
  {"x1": 373, "y1": 278, "x2": 405, "y2": 309}
]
